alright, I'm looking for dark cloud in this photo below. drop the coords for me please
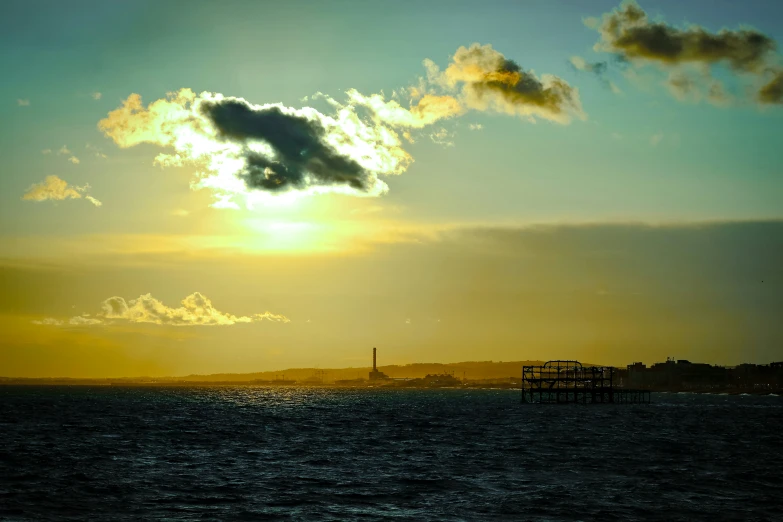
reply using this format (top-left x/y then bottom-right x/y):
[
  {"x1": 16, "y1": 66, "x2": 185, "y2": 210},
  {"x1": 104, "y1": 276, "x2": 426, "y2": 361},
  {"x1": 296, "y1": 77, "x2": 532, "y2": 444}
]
[
  {"x1": 588, "y1": 1, "x2": 782, "y2": 106},
  {"x1": 98, "y1": 89, "x2": 411, "y2": 205},
  {"x1": 666, "y1": 71, "x2": 731, "y2": 105},
  {"x1": 758, "y1": 70, "x2": 783, "y2": 105},
  {"x1": 570, "y1": 58, "x2": 608, "y2": 75},
  {"x1": 437, "y1": 43, "x2": 584, "y2": 123},
  {"x1": 594, "y1": 1, "x2": 775, "y2": 72},
  {"x1": 479, "y1": 58, "x2": 565, "y2": 108},
  {"x1": 569, "y1": 56, "x2": 622, "y2": 93},
  {"x1": 200, "y1": 99, "x2": 372, "y2": 193}
]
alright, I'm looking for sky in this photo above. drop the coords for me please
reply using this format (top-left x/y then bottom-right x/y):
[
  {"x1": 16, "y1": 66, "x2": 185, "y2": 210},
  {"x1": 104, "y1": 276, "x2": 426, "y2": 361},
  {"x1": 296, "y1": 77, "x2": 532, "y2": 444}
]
[{"x1": 1, "y1": 0, "x2": 782, "y2": 377}]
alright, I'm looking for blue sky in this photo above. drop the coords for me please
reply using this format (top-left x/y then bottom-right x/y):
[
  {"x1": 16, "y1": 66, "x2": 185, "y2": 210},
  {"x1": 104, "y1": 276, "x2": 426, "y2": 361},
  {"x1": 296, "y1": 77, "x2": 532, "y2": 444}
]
[{"x1": 3, "y1": 0, "x2": 782, "y2": 230}]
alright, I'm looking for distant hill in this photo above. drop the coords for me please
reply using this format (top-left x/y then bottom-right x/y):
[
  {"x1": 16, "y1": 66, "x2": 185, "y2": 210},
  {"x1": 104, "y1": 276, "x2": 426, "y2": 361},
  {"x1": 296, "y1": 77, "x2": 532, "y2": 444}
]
[
  {"x1": 1, "y1": 360, "x2": 612, "y2": 384},
  {"x1": 167, "y1": 360, "x2": 548, "y2": 383}
]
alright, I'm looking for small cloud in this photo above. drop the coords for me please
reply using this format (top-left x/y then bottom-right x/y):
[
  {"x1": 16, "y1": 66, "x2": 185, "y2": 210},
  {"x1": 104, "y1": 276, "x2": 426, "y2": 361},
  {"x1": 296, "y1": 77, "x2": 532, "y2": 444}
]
[
  {"x1": 170, "y1": 208, "x2": 190, "y2": 217},
  {"x1": 468, "y1": 123, "x2": 483, "y2": 131},
  {"x1": 405, "y1": 318, "x2": 411, "y2": 324},
  {"x1": 91, "y1": 92, "x2": 102, "y2": 100},
  {"x1": 86, "y1": 142, "x2": 108, "y2": 159},
  {"x1": 650, "y1": 132, "x2": 664, "y2": 146},
  {"x1": 22, "y1": 175, "x2": 100, "y2": 206},
  {"x1": 32, "y1": 318, "x2": 63, "y2": 326},
  {"x1": 98, "y1": 292, "x2": 288, "y2": 326},
  {"x1": 41, "y1": 149, "x2": 52, "y2": 155},
  {"x1": 35, "y1": 293, "x2": 289, "y2": 327},
  {"x1": 586, "y1": 1, "x2": 780, "y2": 106},
  {"x1": 60, "y1": 145, "x2": 80, "y2": 164},
  {"x1": 23, "y1": 175, "x2": 84, "y2": 202},
  {"x1": 17, "y1": 99, "x2": 30, "y2": 106},
  {"x1": 425, "y1": 43, "x2": 585, "y2": 124},
  {"x1": 69, "y1": 316, "x2": 102, "y2": 326},
  {"x1": 430, "y1": 127, "x2": 455, "y2": 147},
  {"x1": 346, "y1": 89, "x2": 463, "y2": 128},
  {"x1": 570, "y1": 55, "x2": 623, "y2": 94},
  {"x1": 570, "y1": 55, "x2": 607, "y2": 74},
  {"x1": 758, "y1": 70, "x2": 783, "y2": 105}
]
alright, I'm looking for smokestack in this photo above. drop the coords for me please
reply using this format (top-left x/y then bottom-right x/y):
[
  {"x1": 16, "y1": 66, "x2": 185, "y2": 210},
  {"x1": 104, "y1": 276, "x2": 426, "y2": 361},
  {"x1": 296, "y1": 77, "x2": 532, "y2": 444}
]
[{"x1": 373, "y1": 347, "x2": 377, "y2": 371}]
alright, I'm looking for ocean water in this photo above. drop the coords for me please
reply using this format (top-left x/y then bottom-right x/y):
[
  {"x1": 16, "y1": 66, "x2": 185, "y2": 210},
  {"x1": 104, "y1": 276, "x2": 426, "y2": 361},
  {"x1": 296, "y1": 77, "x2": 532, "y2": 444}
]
[{"x1": 1, "y1": 387, "x2": 781, "y2": 521}]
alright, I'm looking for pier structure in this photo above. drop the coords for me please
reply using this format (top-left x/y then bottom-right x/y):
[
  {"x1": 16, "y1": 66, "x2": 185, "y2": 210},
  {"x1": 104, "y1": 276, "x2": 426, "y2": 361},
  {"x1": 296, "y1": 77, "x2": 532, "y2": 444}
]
[{"x1": 521, "y1": 360, "x2": 650, "y2": 404}]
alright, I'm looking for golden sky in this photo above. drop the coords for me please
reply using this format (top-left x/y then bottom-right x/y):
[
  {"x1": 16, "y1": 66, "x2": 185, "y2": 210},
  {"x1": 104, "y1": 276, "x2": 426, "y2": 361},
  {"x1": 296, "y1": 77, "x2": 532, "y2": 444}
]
[{"x1": 1, "y1": 1, "x2": 782, "y2": 376}]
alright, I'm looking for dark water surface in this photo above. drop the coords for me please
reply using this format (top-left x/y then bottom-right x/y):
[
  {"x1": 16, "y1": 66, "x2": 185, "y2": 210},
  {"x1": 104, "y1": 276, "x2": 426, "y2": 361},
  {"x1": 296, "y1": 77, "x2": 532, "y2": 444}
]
[{"x1": 1, "y1": 387, "x2": 781, "y2": 521}]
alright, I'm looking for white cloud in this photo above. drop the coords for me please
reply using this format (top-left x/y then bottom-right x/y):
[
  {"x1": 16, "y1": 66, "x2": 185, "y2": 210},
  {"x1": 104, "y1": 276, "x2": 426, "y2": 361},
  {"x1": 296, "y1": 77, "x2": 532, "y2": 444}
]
[
  {"x1": 41, "y1": 149, "x2": 52, "y2": 155},
  {"x1": 91, "y1": 92, "x2": 102, "y2": 100},
  {"x1": 98, "y1": 89, "x2": 414, "y2": 206},
  {"x1": 22, "y1": 175, "x2": 101, "y2": 206},
  {"x1": 650, "y1": 132, "x2": 664, "y2": 146},
  {"x1": 345, "y1": 88, "x2": 463, "y2": 128},
  {"x1": 57, "y1": 146, "x2": 80, "y2": 164},
  {"x1": 69, "y1": 316, "x2": 102, "y2": 325},
  {"x1": 86, "y1": 143, "x2": 108, "y2": 159},
  {"x1": 85, "y1": 195, "x2": 102, "y2": 207},
  {"x1": 170, "y1": 208, "x2": 190, "y2": 217},
  {"x1": 17, "y1": 99, "x2": 30, "y2": 106},
  {"x1": 102, "y1": 292, "x2": 288, "y2": 326},
  {"x1": 430, "y1": 127, "x2": 455, "y2": 147},
  {"x1": 468, "y1": 123, "x2": 483, "y2": 131},
  {"x1": 424, "y1": 43, "x2": 585, "y2": 124},
  {"x1": 33, "y1": 292, "x2": 289, "y2": 327},
  {"x1": 22, "y1": 175, "x2": 84, "y2": 202}
]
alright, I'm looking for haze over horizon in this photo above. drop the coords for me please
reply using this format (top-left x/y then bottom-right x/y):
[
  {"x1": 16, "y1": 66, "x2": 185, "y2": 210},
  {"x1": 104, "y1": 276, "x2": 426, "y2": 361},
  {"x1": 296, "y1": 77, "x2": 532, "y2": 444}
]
[{"x1": 2, "y1": 0, "x2": 782, "y2": 378}]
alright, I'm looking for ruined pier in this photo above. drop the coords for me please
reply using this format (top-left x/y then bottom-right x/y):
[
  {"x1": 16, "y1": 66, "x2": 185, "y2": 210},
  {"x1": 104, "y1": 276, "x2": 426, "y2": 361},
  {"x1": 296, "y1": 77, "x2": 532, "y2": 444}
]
[{"x1": 521, "y1": 360, "x2": 650, "y2": 404}]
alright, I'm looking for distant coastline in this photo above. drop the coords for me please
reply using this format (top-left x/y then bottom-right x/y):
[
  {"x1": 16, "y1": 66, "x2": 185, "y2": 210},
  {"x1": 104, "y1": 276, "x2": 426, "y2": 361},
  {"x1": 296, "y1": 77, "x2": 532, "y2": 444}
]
[{"x1": 2, "y1": 356, "x2": 781, "y2": 395}]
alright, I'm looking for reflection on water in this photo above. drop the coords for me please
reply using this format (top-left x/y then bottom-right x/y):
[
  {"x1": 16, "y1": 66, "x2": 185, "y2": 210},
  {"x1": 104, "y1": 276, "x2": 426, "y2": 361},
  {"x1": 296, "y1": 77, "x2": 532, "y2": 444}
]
[{"x1": 1, "y1": 387, "x2": 781, "y2": 521}]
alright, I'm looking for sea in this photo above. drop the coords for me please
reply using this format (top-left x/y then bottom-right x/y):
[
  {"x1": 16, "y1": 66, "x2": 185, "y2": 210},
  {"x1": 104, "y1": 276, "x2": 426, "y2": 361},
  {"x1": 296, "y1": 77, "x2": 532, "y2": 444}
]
[{"x1": 1, "y1": 386, "x2": 781, "y2": 521}]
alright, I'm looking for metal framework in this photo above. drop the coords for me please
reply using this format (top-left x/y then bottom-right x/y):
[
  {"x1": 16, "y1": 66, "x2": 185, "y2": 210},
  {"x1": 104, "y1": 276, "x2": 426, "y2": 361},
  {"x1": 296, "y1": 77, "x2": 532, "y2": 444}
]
[{"x1": 521, "y1": 360, "x2": 650, "y2": 404}]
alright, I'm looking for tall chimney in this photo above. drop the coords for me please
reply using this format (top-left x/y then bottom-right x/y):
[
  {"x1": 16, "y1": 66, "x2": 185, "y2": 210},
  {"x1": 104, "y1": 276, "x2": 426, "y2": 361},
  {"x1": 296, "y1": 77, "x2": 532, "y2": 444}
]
[{"x1": 373, "y1": 347, "x2": 377, "y2": 371}]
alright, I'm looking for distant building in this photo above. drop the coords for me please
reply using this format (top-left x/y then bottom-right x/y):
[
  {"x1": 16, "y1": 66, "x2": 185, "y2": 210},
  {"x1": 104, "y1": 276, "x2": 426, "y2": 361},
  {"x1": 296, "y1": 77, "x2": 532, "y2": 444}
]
[
  {"x1": 421, "y1": 373, "x2": 461, "y2": 386},
  {"x1": 618, "y1": 358, "x2": 782, "y2": 391},
  {"x1": 368, "y1": 347, "x2": 389, "y2": 381}
]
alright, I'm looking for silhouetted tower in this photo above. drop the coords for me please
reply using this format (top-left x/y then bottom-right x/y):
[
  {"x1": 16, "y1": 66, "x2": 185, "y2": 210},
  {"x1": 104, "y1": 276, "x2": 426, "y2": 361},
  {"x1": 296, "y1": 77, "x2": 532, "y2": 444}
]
[{"x1": 369, "y1": 346, "x2": 388, "y2": 381}]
